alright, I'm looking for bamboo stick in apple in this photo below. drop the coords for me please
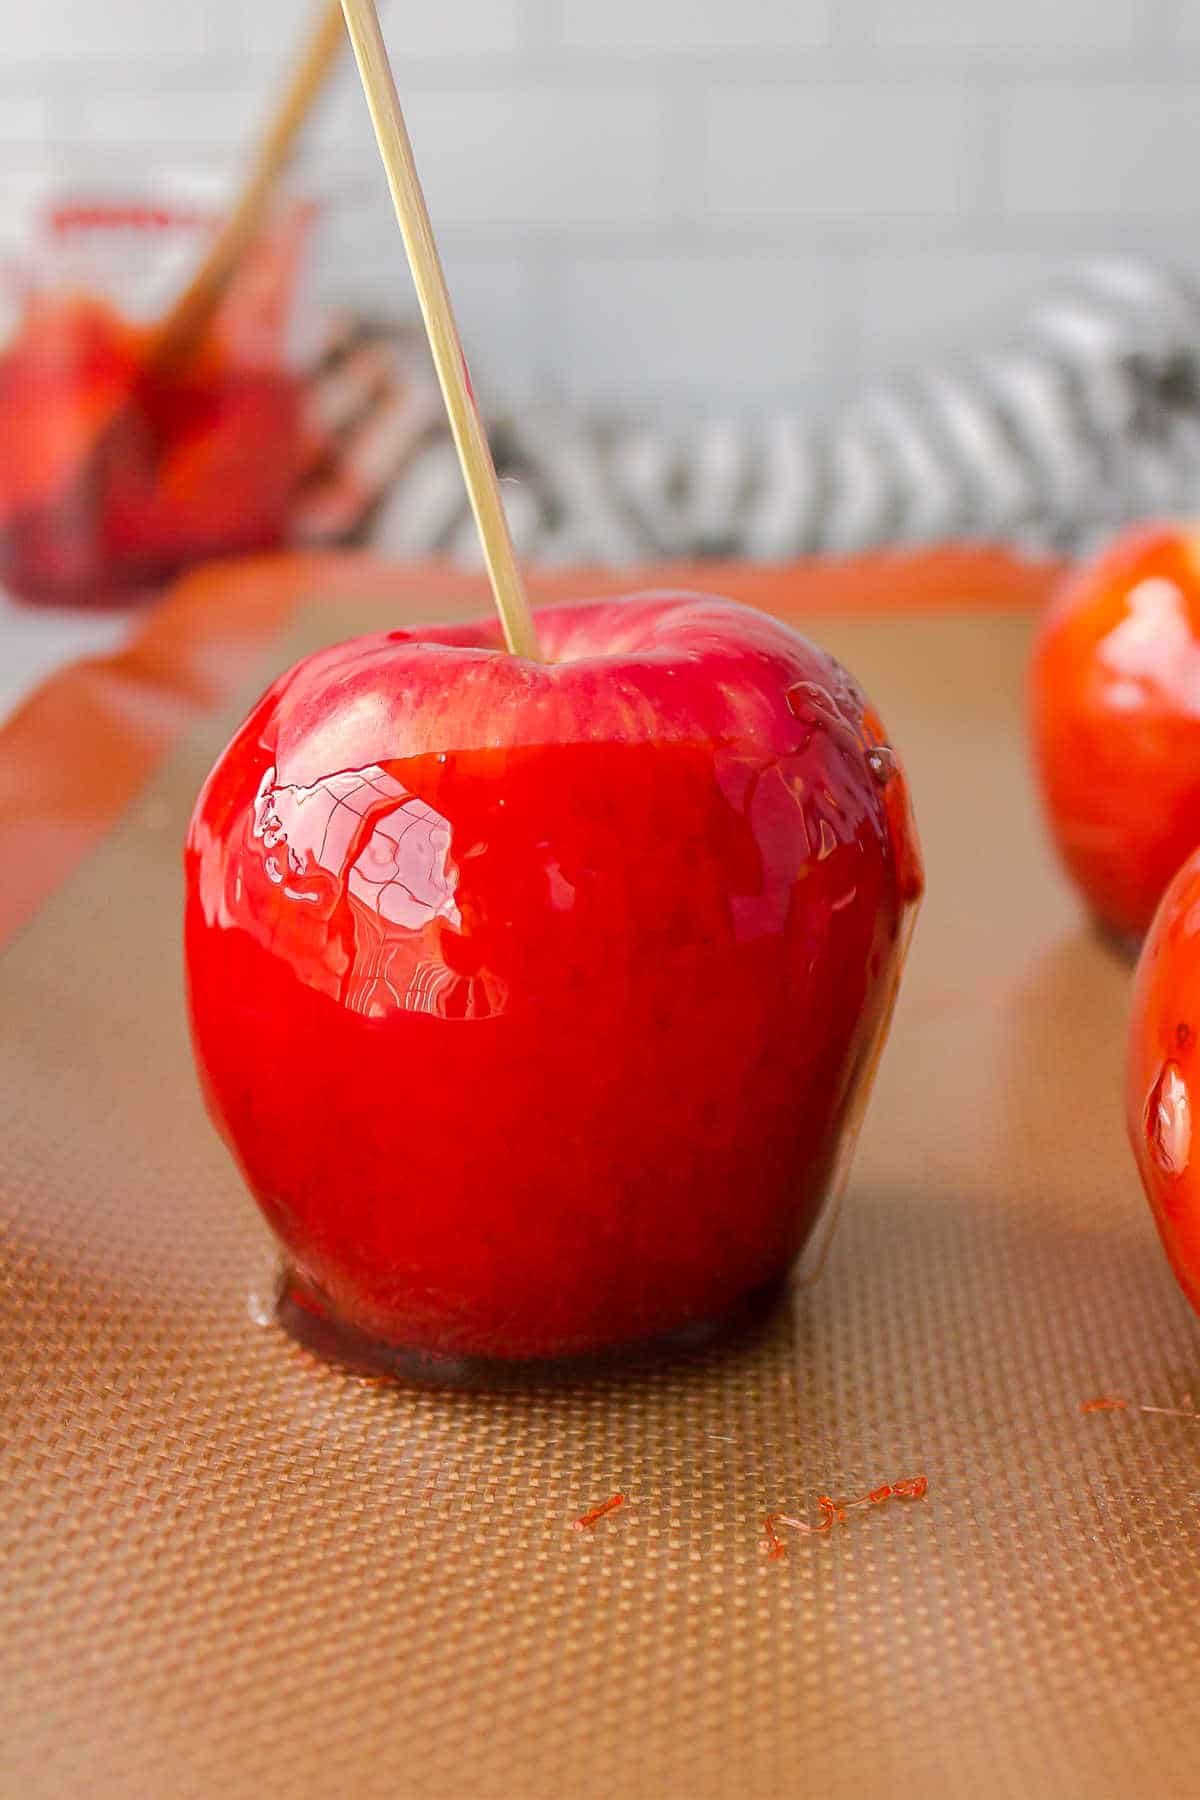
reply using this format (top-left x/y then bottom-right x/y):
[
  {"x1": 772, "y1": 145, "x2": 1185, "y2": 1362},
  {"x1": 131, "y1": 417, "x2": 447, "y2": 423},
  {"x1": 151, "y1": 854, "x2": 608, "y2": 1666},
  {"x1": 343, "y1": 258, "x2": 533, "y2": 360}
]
[{"x1": 338, "y1": 0, "x2": 541, "y2": 661}]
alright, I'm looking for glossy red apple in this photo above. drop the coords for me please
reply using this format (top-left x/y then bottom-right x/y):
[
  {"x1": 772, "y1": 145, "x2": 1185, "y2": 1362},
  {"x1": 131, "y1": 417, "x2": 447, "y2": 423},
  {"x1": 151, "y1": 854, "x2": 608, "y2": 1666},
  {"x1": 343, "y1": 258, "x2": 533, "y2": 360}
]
[
  {"x1": 1029, "y1": 524, "x2": 1200, "y2": 947},
  {"x1": 184, "y1": 592, "x2": 922, "y2": 1367},
  {"x1": 1128, "y1": 845, "x2": 1200, "y2": 1319}
]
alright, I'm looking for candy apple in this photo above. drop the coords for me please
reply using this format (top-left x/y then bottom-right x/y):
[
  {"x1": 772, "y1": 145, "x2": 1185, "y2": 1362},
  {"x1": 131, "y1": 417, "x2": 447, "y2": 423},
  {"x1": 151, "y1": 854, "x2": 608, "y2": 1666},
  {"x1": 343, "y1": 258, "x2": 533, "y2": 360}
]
[
  {"x1": 1029, "y1": 524, "x2": 1200, "y2": 948},
  {"x1": 1128, "y1": 845, "x2": 1200, "y2": 1318},
  {"x1": 184, "y1": 592, "x2": 922, "y2": 1367}
]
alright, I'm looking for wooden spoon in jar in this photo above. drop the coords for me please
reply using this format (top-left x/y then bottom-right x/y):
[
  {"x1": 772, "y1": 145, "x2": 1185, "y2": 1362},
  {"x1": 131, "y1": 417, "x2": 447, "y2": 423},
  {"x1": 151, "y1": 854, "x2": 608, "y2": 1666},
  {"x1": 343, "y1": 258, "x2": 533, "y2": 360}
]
[{"x1": 146, "y1": 0, "x2": 347, "y2": 380}]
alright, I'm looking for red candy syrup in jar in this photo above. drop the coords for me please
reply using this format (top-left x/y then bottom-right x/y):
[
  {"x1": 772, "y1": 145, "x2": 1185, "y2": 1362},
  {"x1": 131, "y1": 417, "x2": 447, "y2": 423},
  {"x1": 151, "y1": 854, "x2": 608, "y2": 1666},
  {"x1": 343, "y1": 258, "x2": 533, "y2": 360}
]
[{"x1": 0, "y1": 199, "x2": 309, "y2": 606}]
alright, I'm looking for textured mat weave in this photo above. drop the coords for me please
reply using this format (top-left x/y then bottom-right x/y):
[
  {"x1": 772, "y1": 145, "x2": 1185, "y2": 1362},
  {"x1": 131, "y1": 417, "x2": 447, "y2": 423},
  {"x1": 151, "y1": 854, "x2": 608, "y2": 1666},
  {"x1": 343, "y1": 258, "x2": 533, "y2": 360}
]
[{"x1": 3, "y1": 600, "x2": 1198, "y2": 1800}]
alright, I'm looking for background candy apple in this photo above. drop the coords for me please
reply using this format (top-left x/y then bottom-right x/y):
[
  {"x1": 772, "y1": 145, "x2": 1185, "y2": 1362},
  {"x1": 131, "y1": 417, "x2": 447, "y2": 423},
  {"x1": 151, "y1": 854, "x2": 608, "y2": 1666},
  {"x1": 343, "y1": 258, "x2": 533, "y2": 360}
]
[
  {"x1": 1029, "y1": 523, "x2": 1200, "y2": 948},
  {"x1": 1127, "y1": 843, "x2": 1200, "y2": 1319},
  {"x1": 185, "y1": 592, "x2": 922, "y2": 1366}
]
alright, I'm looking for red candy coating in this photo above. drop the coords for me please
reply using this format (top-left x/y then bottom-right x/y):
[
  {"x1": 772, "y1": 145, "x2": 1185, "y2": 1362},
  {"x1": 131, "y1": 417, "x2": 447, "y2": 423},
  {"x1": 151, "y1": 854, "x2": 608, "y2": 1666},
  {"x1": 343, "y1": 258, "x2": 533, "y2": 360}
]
[
  {"x1": 184, "y1": 593, "x2": 921, "y2": 1363},
  {"x1": 1127, "y1": 846, "x2": 1200, "y2": 1319},
  {"x1": 1029, "y1": 524, "x2": 1200, "y2": 944}
]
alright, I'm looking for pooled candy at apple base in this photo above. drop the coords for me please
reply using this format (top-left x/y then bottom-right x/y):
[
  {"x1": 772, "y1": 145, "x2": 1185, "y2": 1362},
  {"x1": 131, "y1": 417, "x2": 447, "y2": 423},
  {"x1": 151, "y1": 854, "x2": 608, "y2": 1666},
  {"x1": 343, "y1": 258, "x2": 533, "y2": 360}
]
[{"x1": 184, "y1": 590, "x2": 923, "y2": 1364}]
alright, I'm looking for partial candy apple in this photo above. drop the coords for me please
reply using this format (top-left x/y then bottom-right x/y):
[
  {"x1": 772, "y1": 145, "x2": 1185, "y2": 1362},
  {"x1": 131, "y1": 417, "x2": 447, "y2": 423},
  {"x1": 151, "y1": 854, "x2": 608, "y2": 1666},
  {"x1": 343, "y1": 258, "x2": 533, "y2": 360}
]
[
  {"x1": 1128, "y1": 845, "x2": 1200, "y2": 1319},
  {"x1": 1029, "y1": 524, "x2": 1200, "y2": 948},
  {"x1": 185, "y1": 592, "x2": 922, "y2": 1367}
]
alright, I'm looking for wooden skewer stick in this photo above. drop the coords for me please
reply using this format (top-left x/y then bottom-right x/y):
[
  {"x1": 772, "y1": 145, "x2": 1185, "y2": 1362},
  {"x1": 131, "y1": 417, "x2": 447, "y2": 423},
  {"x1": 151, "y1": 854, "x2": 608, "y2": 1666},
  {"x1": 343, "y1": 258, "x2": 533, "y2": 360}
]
[
  {"x1": 150, "y1": 0, "x2": 347, "y2": 375},
  {"x1": 339, "y1": 0, "x2": 541, "y2": 660}
]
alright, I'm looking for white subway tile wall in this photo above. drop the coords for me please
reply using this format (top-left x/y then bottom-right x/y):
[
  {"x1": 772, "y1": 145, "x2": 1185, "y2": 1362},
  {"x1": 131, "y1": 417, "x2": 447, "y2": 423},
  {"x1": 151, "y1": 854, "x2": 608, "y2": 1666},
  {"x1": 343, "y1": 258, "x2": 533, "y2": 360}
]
[
  {"x1": 703, "y1": 86, "x2": 976, "y2": 220},
  {"x1": 851, "y1": 248, "x2": 1073, "y2": 373},
  {"x1": 376, "y1": 87, "x2": 664, "y2": 228},
  {"x1": 560, "y1": 0, "x2": 831, "y2": 54},
  {"x1": 7, "y1": 0, "x2": 219, "y2": 62},
  {"x1": 5, "y1": 0, "x2": 1200, "y2": 416},
  {"x1": 0, "y1": 97, "x2": 55, "y2": 145},
  {"x1": 1001, "y1": 84, "x2": 1200, "y2": 217},
  {"x1": 553, "y1": 250, "x2": 841, "y2": 412},
  {"x1": 870, "y1": 0, "x2": 1145, "y2": 54}
]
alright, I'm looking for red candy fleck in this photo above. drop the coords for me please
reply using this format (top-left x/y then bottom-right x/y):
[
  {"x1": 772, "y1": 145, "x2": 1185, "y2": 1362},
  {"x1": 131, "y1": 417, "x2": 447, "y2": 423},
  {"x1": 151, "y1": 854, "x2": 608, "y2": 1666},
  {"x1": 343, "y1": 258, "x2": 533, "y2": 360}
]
[
  {"x1": 763, "y1": 1475, "x2": 928, "y2": 1556},
  {"x1": 572, "y1": 1493, "x2": 626, "y2": 1532},
  {"x1": 761, "y1": 1515, "x2": 789, "y2": 1560},
  {"x1": 1081, "y1": 1393, "x2": 1200, "y2": 1421}
]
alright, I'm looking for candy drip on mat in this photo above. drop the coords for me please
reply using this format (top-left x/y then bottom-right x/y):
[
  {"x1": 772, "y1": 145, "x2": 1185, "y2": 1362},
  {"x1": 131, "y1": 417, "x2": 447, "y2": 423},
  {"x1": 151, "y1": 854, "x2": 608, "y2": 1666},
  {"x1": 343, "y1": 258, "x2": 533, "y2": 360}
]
[
  {"x1": 762, "y1": 1476, "x2": 930, "y2": 1558},
  {"x1": 1080, "y1": 1394, "x2": 1200, "y2": 1420},
  {"x1": 571, "y1": 1494, "x2": 627, "y2": 1532}
]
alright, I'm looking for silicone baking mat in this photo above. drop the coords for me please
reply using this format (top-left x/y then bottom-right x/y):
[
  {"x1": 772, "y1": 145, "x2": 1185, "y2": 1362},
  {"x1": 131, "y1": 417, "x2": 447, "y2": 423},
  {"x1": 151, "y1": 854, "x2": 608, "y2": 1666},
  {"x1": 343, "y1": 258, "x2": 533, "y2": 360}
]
[{"x1": 3, "y1": 581, "x2": 1197, "y2": 1799}]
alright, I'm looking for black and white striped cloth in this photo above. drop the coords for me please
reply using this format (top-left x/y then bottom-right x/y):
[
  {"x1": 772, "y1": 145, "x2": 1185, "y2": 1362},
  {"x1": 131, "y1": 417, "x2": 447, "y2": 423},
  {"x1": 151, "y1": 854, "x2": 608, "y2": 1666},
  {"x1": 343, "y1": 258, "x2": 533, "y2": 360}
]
[{"x1": 313, "y1": 258, "x2": 1200, "y2": 568}]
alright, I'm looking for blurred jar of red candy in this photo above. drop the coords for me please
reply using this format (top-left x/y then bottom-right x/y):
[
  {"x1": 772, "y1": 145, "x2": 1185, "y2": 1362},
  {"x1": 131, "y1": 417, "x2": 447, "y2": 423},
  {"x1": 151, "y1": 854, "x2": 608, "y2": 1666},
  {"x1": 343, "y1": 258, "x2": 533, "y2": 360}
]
[{"x1": 0, "y1": 166, "x2": 314, "y2": 607}]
